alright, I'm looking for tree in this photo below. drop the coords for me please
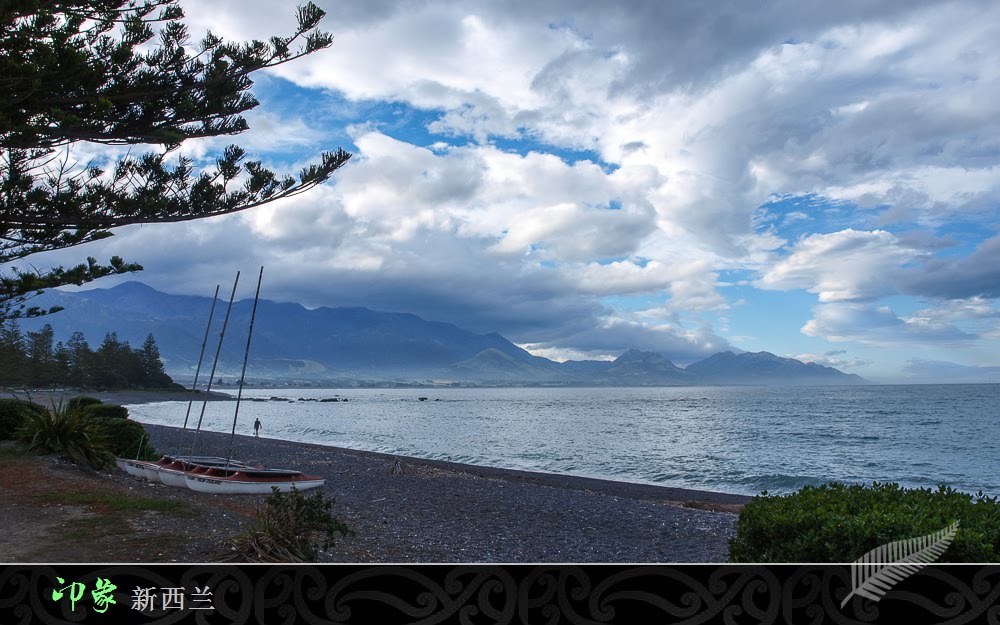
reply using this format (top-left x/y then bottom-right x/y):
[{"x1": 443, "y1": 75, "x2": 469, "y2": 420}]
[
  {"x1": 25, "y1": 323, "x2": 56, "y2": 386},
  {"x1": 65, "y1": 331, "x2": 93, "y2": 387},
  {"x1": 1, "y1": 1, "x2": 352, "y2": 319},
  {"x1": 0, "y1": 320, "x2": 27, "y2": 385},
  {"x1": 0, "y1": 324, "x2": 176, "y2": 389},
  {"x1": 139, "y1": 333, "x2": 171, "y2": 387},
  {"x1": 93, "y1": 331, "x2": 129, "y2": 388},
  {"x1": 53, "y1": 340, "x2": 72, "y2": 382}
]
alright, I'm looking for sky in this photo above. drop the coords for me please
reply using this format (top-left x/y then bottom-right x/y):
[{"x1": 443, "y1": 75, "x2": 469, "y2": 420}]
[{"x1": 24, "y1": 0, "x2": 1000, "y2": 382}]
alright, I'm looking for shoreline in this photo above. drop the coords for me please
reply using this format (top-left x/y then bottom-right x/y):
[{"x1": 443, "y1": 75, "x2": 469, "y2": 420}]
[
  {"x1": 145, "y1": 422, "x2": 751, "y2": 509},
  {"x1": 6, "y1": 389, "x2": 750, "y2": 561},
  {"x1": 16, "y1": 388, "x2": 751, "y2": 507},
  {"x1": 139, "y1": 422, "x2": 746, "y2": 561}
]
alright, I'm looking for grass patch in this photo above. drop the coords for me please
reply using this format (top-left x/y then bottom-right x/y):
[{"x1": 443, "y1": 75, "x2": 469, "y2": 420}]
[
  {"x1": 30, "y1": 492, "x2": 200, "y2": 561},
  {"x1": 36, "y1": 491, "x2": 194, "y2": 515},
  {"x1": 48, "y1": 514, "x2": 179, "y2": 559}
]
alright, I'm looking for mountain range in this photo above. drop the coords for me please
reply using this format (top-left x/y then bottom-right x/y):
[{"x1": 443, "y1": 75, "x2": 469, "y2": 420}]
[{"x1": 15, "y1": 282, "x2": 869, "y2": 387}]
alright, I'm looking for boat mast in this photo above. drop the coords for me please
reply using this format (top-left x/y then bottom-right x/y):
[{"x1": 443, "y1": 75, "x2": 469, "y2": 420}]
[
  {"x1": 190, "y1": 272, "x2": 240, "y2": 456},
  {"x1": 226, "y1": 266, "x2": 263, "y2": 467},
  {"x1": 181, "y1": 284, "x2": 220, "y2": 430}
]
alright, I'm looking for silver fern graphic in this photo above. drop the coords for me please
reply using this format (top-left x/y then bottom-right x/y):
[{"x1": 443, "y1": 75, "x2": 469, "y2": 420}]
[{"x1": 841, "y1": 520, "x2": 959, "y2": 608}]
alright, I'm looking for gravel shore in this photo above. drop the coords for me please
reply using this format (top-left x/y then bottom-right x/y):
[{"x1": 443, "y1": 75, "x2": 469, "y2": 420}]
[{"x1": 142, "y1": 423, "x2": 748, "y2": 562}]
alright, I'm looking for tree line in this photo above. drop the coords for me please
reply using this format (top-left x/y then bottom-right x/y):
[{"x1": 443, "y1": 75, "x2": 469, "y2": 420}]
[{"x1": 0, "y1": 322, "x2": 174, "y2": 390}]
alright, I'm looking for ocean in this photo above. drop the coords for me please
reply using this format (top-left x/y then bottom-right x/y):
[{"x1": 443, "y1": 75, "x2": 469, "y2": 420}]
[{"x1": 126, "y1": 384, "x2": 1000, "y2": 497}]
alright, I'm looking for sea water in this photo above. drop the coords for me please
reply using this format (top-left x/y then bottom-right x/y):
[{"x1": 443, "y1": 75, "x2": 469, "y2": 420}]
[{"x1": 126, "y1": 384, "x2": 1000, "y2": 496}]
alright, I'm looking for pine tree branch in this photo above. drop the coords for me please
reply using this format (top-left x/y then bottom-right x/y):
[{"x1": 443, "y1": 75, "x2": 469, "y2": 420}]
[{"x1": 0, "y1": 1, "x2": 349, "y2": 319}]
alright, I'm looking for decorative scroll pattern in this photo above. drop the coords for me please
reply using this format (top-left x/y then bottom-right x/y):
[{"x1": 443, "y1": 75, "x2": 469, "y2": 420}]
[
  {"x1": 516, "y1": 566, "x2": 782, "y2": 624},
  {"x1": 1, "y1": 565, "x2": 998, "y2": 624}
]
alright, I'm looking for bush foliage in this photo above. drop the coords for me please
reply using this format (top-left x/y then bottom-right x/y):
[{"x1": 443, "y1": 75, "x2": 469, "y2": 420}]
[
  {"x1": 67, "y1": 396, "x2": 103, "y2": 411},
  {"x1": 16, "y1": 401, "x2": 115, "y2": 470},
  {"x1": 729, "y1": 482, "x2": 1000, "y2": 562},
  {"x1": 80, "y1": 400, "x2": 156, "y2": 460},
  {"x1": 0, "y1": 398, "x2": 46, "y2": 440},
  {"x1": 92, "y1": 415, "x2": 156, "y2": 461},
  {"x1": 12, "y1": 398, "x2": 156, "y2": 466},
  {"x1": 225, "y1": 486, "x2": 353, "y2": 562},
  {"x1": 85, "y1": 403, "x2": 130, "y2": 420}
]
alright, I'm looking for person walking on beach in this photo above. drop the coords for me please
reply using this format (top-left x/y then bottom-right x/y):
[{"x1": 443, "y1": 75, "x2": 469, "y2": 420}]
[{"x1": 253, "y1": 418, "x2": 262, "y2": 437}]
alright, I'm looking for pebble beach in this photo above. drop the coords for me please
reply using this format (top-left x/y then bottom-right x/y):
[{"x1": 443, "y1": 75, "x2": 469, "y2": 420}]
[{"x1": 141, "y1": 422, "x2": 748, "y2": 562}]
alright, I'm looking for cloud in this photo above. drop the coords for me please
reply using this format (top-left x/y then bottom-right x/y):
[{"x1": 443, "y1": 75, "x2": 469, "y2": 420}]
[
  {"x1": 490, "y1": 204, "x2": 654, "y2": 261},
  {"x1": 25, "y1": 0, "x2": 1000, "y2": 375},
  {"x1": 801, "y1": 303, "x2": 978, "y2": 345},
  {"x1": 181, "y1": 1, "x2": 1000, "y2": 244},
  {"x1": 901, "y1": 234, "x2": 1000, "y2": 300},
  {"x1": 903, "y1": 297, "x2": 1000, "y2": 341},
  {"x1": 572, "y1": 260, "x2": 724, "y2": 307},
  {"x1": 792, "y1": 350, "x2": 872, "y2": 369},
  {"x1": 901, "y1": 359, "x2": 1000, "y2": 383},
  {"x1": 522, "y1": 313, "x2": 731, "y2": 364},
  {"x1": 756, "y1": 229, "x2": 921, "y2": 302},
  {"x1": 185, "y1": 1, "x2": 1000, "y2": 237}
]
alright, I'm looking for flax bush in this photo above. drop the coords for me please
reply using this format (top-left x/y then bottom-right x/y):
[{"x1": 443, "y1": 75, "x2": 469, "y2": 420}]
[{"x1": 16, "y1": 400, "x2": 115, "y2": 470}]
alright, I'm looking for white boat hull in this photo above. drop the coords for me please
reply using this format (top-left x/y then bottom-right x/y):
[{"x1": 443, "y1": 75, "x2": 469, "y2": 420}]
[
  {"x1": 185, "y1": 474, "x2": 326, "y2": 494},
  {"x1": 117, "y1": 456, "x2": 253, "y2": 487},
  {"x1": 157, "y1": 467, "x2": 194, "y2": 487},
  {"x1": 121, "y1": 459, "x2": 155, "y2": 478},
  {"x1": 117, "y1": 458, "x2": 324, "y2": 495},
  {"x1": 141, "y1": 465, "x2": 164, "y2": 483}
]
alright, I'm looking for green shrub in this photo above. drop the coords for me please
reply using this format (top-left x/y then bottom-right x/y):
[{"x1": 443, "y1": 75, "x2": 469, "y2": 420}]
[
  {"x1": 16, "y1": 401, "x2": 115, "y2": 470},
  {"x1": 85, "y1": 404, "x2": 130, "y2": 419},
  {"x1": 67, "y1": 396, "x2": 103, "y2": 411},
  {"x1": 91, "y1": 416, "x2": 156, "y2": 460},
  {"x1": 729, "y1": 482, "x2": 1000, "y2": 562},
  {"x1": 0, "y1": 399, "x2": 46, "y2": 440},
  {"x1": 224, "y1": 486, "x2": 353, "y2": 562}
]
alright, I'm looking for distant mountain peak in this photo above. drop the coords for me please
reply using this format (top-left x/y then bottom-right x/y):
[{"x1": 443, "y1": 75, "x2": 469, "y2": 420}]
[
  {"x1": 109, "y1": 280, "x2": 157, "y2": 291},
  {"x1": 17, "y1": 282, "x2": 869, "y2": 386},
  {"x1": 686, "y1": 349, "x2": 868, "y2": 385},
  {"x1": 613, "y1": 348, "x2": 659, "y2": 362},
  {"x1": 607, "y1": 349, "x2": 687, "y2": 380},
  {"x1": 86, "y1": 280, "x2": 162, "y2": 297}
]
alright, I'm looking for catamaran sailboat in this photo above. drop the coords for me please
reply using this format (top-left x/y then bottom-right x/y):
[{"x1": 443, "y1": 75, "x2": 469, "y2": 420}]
[{"x1": 117, "y1": 268, "x2": 324, "y2": 494}]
